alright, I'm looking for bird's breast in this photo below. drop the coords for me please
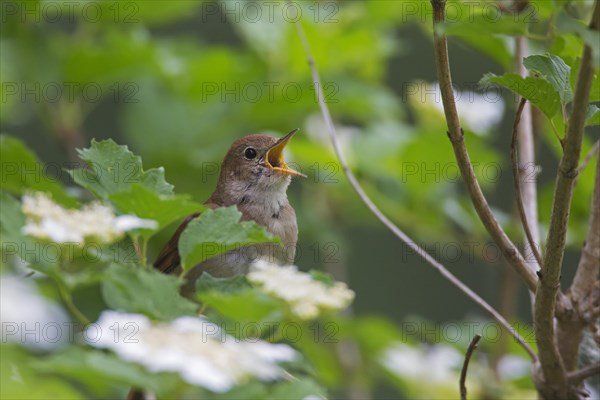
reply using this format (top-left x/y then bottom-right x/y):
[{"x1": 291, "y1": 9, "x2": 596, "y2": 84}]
[{"x1": 239, "y1": 200, "x2": 298, "y2": 262}]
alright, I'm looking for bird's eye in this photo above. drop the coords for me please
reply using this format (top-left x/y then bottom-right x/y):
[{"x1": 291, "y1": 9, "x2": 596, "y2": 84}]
[{"x1": 244, "y1": 147, "x2": 257, "y2": 159}]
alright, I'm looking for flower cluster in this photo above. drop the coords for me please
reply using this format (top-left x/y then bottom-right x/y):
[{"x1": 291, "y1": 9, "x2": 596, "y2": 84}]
[
  {"x1": 88, "y1": 311, "x2": 297, "y2": 393},
  {"x1": 247, "y1": 260, "x2": 355, "y2": 319},
  {"x1": 21, "y1": 192, "x2": 157, "y2": 246}
]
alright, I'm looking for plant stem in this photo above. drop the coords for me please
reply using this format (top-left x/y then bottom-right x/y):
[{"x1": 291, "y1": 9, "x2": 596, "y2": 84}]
[
  {"x1": 511, "y1": 98, "x2": 543, "y2": 268},
  {"x1": 556, "y1": 148, "x2": 600, "y2": 375},
  {"x1": 534, "y1": 2, "x2": 599, "y2": 397},
  {"x1": 514, "y1": 33, "x2": 542, "y2": 273},
  {"x1": 570, "y1": 153, "x2": 600, "y2": 306},
  {"x1": 133, "y1": 237, "x2": 147, "y2": 268},
  {"x1": 430, "y1": 0, "x2": 538, "y2": 292},
  {"x1": 567, "y1": 362, "x2": 600, "y2": 385},
  {"x1": 56, "y1": 279, "x2": 91, "y2": 326},
  {"x1": 460, "y1": 334, "x2": 481, "y2": 400}
]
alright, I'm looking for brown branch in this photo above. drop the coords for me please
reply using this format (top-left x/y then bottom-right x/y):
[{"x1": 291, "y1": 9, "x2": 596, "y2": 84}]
[
  {"x1": 460, "y1": 334, "x2": 482, "y2": 400},
  {"x1": 556, "y1": 147, "x2": 600, "y2": 374},
  {"x1": 514, "y1": 34, "x2": 542, "y2": 278},
  {"x1": 571, "y1": 154, "x2": 600, "y2": 306},
  {"x1": 292, "y1": 8, "x2": 537, "y2": 362},
  {"x1": 430, "y1": 0, "x2": 538, "y2": 292},
  {"x1": 534, "y1": 2, "x2": 600, "y2": 397},
  {"x1": 567, "y1": 362, "x2": 600, "y2": 385},
  {"x1": 511, "y1": 97, "x2": 543, "y2": 267}
]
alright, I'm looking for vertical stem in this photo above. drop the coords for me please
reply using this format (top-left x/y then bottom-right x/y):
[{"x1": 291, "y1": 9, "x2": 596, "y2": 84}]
[
  {"x1": 515, "y1": 36, "x2": 541, "y2": 269},
  {"x1": 557, "y1": 153, "x2": 600, "y2": 373},
  {"x1": 511, "y1": 98, "x2": 543, "y2": 269},
  {"x1": 533, "y1": 2, "x2": 599, "y2": 397},
  {"x1": 56, "y1": 279, "x2": 91, "y2": 326},
  {"x1": 570, "y1": 154, "x2": 600, "y2": 302},
  {"x1": 133, "y1": 237, "x2": 147, "y2": 267},
  {"x1": 460, "y1": 334, "x2": 482, "y2": 400}
]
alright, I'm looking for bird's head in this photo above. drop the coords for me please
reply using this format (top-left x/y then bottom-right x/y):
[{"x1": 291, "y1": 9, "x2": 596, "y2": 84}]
[{"x1": 215, "y1": 129, "x2": 306, "y2": 202}]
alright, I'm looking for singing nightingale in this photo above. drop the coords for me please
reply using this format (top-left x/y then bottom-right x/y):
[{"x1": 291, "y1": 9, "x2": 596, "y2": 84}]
[
  {"x1": 127, "y1": 130, "x2": 304, "y2": 399},
  {"x1": 153, "y1": 128, "x2": 305, "y2": 294}
]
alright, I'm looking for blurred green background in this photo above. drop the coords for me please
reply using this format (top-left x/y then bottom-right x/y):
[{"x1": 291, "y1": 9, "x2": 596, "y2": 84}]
[{"x1": 1, "y1": 0, "x2": 598, "y2": 398}]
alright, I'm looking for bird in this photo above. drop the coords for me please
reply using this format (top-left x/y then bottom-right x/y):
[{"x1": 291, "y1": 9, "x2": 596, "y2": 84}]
[
  {"x1": 127, "y1": 129, "x2": 305, "y2": 400},
  {"x1": 154, "y1": 128, "x2": 305, "y2": 293}
]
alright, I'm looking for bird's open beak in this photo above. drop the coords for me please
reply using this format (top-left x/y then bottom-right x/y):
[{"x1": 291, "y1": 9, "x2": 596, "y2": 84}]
[{"x1": 265, "y1": 128, "x2": 307, "y2": 178}]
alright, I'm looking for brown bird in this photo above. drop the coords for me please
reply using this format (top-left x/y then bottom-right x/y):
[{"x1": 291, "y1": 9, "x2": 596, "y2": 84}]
[
  {"x1": 127, "y1": 129, "x2": 305, "y2": 400},
  {"x1": 155, "y1": 128, "x2": 305, "y2": 292}
]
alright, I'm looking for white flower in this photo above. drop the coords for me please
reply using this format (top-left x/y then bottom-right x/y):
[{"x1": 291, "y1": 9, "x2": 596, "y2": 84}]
[
  {"x1": 113, "y1": 215, "x2": 159, "y2": 232},
  {"x1": 247, "y1": 260, "x2": 355, "y2": 320},
  {"x1": 0, "y1": 275, "x2": 69, "y2": 350},
  {"x1": 380, "y1": 343, "x2": 463, "y2": 384},
  {"x1": 87, "y1": 311, "x2": 296, "y2": 393},
  {"x1": 21, "y1": 192, "x2": 158, "y2": 246}
]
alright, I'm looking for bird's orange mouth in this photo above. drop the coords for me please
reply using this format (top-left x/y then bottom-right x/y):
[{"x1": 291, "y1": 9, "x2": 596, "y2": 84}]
[{"x1": 265, "y1": 128, "x2": 306, "y2": 178}]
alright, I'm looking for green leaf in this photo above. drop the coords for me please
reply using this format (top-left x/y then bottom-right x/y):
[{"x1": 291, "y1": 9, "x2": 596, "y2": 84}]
[
  {"x1": 1, "y1": 345, "x2": 84, "y2": 399},
  {"x1": 0, "y1": 191, "x2": 25, "y2": 243},
  {"x1": 568, "y1": 58, "x2": 600, "y2": 102},
  {"x1": 33, "y1": 347, "x2": 174, "y2": 396},
  {"x1": 199, "y1": 288, "x2": 282, "y2": 323},
  {"x1": 196, "y1": 272, "x2": 282, "y2": 326},
  {"x1": 309, "y1": 270, "x2": 336, "y2": 287},
  {"x1": 295, "y1": 328, "x2": 342, "y2": 387},
  {"x1": 555, "y1": 10, "x2": 600, "y2": 68},
  {"x1": 0, "y1": 135, "x2": 76, "y2": 207},
  {"x1": 69, "y1": 139, "x2": 174, "y2": 200},
  {"x1": 196, "y1": 272, "x2": 252, "y2": 294},
  {"x1": 586, "y1": 104, "x2": 600, "y2": 126},
  {"x1": 523, "y1": 54, "x2": 573, "y2": 103},
  {"x1": 481, "y1": 73, "x2": 561, "y2": 118},
  {"x1": 100, "y1": 237, "x2": 139, "y2": 267},
  {"x1": 179, "y1": 207, "x2": 279, "y2": 271},
  {"x1": 550, "y1": 33, "x2": 584, "y2": 66},
  {"x1": 269, "y1": 377, "x2": 327, "y2": 399},
  {"x1": 101, "y1": 263, "x2": 197, "y2": 320},
  {"x1": 109, "y1": 184, "x2": 203, "y2": 240},
  {"x1": 452, "y1": 34, "x2": 512, "y2": 69}
]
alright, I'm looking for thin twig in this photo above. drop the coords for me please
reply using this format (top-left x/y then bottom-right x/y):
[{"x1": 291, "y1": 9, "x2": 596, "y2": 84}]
[
  {"x1": 511, "y1": 97, "x2": 543, "y2": 267},
  {"x1": 576, "y1": 140, "x2": 599, "y2": 178},
  {"x1": 534, "y1": 2, "x2": 600, "y2": 397},
  {"x1": 514, "y1": 34, "x2": 542, "y2": 280},
  {"x1": 291, "y1": 11, "x2": 537, "y2": 361},
  {"x1": 567, "y1": 362, "x2": 600, "y2": 385},
  {"x1": 574, "y1": 154, "x2": 600, "y2": 299},
  {"x1": 460, "y1": 334, "x2": 482, "y2": 400},
  {"x1": 56, "y1": 279, "x2": 91, "y2": 326},
  {"x1": 430, "y1": 0, "x2": 538, "y2": 292}
]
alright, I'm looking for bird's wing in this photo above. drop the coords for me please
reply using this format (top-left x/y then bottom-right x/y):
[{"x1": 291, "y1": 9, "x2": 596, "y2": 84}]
[
  {"x1": 153, "y1": 203, "x2": 219, "y2": 274},
  {"x1": 153, "y1": 212, "x2": 200, "y2": 274}
]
